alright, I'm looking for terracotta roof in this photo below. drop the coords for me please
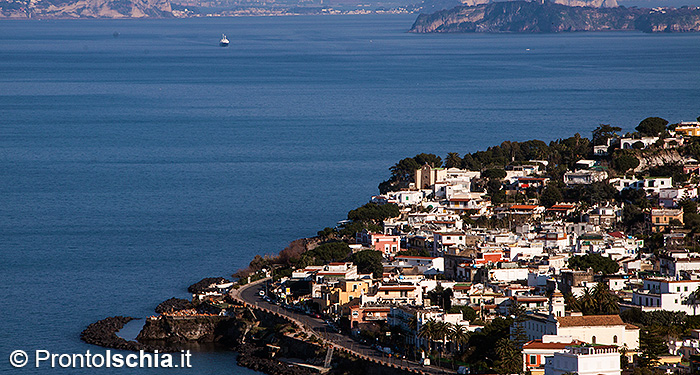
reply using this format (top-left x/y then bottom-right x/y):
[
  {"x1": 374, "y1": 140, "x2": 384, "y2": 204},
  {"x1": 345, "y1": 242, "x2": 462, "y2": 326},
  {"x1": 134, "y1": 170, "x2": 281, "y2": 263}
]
[
  {"x1": 550, "y1": 204, "x2": 576, "y2": 209},
  {"x1": 625, "y1": 323, "x2": 640, "y2": 330},
  {"x1": 396, "y1": 256, "x2": 435, "y2": 260},
  {"x1": 378, "y1": 286, "x2": 415, "y2": 291},
  {"x1": 557, "y1": 315, "x2": 625, "y2": 327},
  {"x1": 514, "y1": 296, "x2": 548, "y2": 302},
  {"x1": 511, "y1": 205, "x2": 539, "y2": 210},
  {"x1": 523, "y1": 339, "x2": 584, "y2": 350}
]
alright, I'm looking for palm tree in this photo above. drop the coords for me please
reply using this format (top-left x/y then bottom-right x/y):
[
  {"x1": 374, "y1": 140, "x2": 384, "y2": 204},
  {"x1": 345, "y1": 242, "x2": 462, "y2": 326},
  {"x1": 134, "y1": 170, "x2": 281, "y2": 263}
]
[
  {"x1": 449, "y1": 323, "x2": 470, "y2": 369},
  {"x1": 579, "y1": 287, "x2": 596, "y2": 315},
  {"x1": 592, "y1": 282, "x2": 619, "y2": 314},
  {"x1": 418, "y1": 319, "x2": 436, "y2": 353},
  {"x1": 686, "y1": 286, "x2": 700, "y2": 315},
  {"x1": 408, "y1": 315, "x2": 419, "y2": 360},
  {"x1": 564, "y1": 292, "x2": 581, "y2": 312},
  {"x1": 433, "y1": 320, "x2": 451, "y2": 367},
  {"x1": 495, "y1": 337, "x2": 522, "y2": 375}
]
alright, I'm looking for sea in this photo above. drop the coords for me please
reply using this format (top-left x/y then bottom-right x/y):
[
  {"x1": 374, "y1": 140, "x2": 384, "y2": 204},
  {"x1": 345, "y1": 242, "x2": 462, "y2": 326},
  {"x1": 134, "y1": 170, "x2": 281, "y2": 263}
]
[{"x1": 0, "y1": 14, "x2": 699, "y2": 374}]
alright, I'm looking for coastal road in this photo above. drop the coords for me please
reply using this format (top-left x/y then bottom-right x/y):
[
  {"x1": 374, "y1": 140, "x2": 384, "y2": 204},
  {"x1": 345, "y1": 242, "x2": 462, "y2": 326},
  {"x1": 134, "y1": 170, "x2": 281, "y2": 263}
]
[{"x1": 234, "y1": 280, "x2": 455, "y2": 375}]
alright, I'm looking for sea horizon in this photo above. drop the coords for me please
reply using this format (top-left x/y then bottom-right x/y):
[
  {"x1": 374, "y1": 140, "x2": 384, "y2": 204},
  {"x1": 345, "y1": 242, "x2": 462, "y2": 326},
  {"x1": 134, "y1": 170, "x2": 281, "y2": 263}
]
[{"x1": 1, "y1": 14, "x2": 700, "y2": 374}]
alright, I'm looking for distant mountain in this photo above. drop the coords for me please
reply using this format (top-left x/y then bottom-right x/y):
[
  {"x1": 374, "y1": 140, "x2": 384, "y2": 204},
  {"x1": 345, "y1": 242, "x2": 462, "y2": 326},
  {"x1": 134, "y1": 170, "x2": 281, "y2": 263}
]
[
  {"x1": 418, "y1": 0, "x2": 616, "y2": 14},
  {"x1": 409, "y1": 1, "x2": 700, "y2": 32},
  {"x1": 0, "y1": 0, "x2": 172, "y2": 17}
]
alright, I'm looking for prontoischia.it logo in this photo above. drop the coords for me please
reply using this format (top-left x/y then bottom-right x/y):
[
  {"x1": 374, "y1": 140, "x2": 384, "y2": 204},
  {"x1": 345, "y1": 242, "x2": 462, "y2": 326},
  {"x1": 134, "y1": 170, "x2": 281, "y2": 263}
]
[{"x1": 9, "y1": 349, "x2": 192, "y2": 369}]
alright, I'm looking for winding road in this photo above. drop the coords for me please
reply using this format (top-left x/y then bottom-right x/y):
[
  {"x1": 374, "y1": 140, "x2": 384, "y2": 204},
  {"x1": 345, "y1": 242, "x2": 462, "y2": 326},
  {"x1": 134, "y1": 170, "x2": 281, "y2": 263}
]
[{"x1": 232, "y1": 278, "x2": 455, "y2": 375}]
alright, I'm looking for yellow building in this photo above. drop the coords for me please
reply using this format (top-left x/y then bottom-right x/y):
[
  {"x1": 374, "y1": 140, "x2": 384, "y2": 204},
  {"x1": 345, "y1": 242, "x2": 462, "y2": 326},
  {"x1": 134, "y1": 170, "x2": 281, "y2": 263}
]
[
  {"x1": 650, "y1": 208, "x2": 684, "y2": 233},
  {"x1": 317, "y1": 279, "x2": 370, "y2": 314},
  {"x1": 675, "y1": 122, "x2": 700, "y2": 137}
]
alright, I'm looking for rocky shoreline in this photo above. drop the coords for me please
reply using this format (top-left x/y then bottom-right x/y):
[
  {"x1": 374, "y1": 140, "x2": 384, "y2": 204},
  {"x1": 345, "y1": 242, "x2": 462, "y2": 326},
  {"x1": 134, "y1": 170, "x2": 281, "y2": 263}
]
[
  {"x1": 81, "y1": 294, "x2": 421, "y2": 375},
  {"x1": 80, "y1": 316, "x2": 170, "y2": 352}
]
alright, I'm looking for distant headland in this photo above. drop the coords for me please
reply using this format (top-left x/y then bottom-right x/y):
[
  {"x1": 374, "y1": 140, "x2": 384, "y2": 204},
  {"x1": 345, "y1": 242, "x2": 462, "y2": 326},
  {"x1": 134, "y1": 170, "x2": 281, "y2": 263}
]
[{"x1": 409, "y1": 1, "x2": 700, "y2": 33}]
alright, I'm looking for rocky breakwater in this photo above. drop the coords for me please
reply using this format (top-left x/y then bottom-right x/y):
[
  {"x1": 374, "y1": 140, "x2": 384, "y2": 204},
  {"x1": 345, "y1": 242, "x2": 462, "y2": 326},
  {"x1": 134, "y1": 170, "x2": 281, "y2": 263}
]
[
  {"x1": 80, "y1": 316, "x2": 165, "y2": 352},
  {"x1": 409, "y1": 1, "x2": 700, "y2": 33},
  {"x1": 137, "y1": 315, "x2": 244, "y2": 345}
]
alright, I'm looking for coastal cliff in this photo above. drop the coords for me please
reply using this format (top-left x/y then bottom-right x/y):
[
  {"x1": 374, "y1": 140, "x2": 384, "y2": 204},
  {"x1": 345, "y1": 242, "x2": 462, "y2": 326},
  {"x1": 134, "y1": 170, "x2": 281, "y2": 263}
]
[
  {"x1": 0, "y1": 0, "x2": 172, "y2": 18},
  {"x1": 419, "y1": 0, "x2": 616, "y2": 15},
  {"x1": 409, "y1": 2, "x2": 700, "y2": 33}
]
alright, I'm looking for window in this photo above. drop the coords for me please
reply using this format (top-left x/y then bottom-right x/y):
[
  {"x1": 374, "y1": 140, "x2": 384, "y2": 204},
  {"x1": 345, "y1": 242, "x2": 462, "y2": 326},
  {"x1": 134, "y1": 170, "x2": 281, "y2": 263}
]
[
  {"x1": 530, "y1": 355, "x2": 537, "y2": 365},
  {"x1": 678, "y1": 287, "x2": 681, "y2": 292},
  {"x1": 592, "y1": 336, "x2": 596, "y2": 344},
  {"x1": 613, "y1": 335, "x2": 618, "y2": 344},
  {"x1": 685, "y1": 286, "x2": 689, "y2": 292},
  {"x1": 384, "y1": 291, "x2": 389, "y2": 295}
]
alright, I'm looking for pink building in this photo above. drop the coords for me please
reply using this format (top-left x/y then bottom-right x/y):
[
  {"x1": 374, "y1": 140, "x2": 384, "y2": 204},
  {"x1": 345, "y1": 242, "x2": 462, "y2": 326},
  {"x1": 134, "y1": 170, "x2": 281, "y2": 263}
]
[{"x1": 356, "y1": 231, "x2": 401, "y2": 257}]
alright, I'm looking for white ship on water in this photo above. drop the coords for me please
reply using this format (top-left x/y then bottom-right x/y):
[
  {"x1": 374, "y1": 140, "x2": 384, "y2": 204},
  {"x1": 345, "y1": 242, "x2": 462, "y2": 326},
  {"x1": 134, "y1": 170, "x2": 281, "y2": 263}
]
[{"x1": 219, "y1": 34, "x2": 229, "y2": 47}]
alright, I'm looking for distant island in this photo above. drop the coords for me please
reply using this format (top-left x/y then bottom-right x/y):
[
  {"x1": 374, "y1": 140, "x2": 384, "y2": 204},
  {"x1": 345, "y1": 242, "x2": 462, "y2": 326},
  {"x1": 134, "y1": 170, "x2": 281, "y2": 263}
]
[
  {"x1": 410, "y1": 1, "x2": 700, "y2": 33},
  {"x1": 0, "y1": 0, "x2": 172, "y2": 18}
]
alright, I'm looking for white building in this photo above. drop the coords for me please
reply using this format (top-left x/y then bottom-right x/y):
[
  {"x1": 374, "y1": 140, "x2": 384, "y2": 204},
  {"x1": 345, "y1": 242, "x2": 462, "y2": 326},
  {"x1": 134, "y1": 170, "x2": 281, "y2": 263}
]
[
  {"x1": 564, "y1": 170, "x2": 608, "y2": 186},
  {"x1": 523, "y1": 336, "x2": 584, "y2": 375},
  {"x1": 433, "y1": 231, "x2": 467, "y2": 254},
  {"x1": 488, "y1": 267, "x2": 529, "y2": 282},
  {"x1": 391, "y1": 255, "x2": 444, "y2": 275},
  {"x1": 631, "y1": 278, "x2": 700, "y2": 315},
  {"x1": 659, "y1": 187, "x2": 698, "y2": 208},
  {"x1": 393, "y1": 190, "x2": 424, "y2": 206},
  {"x1": 620, "y1": 137, "x2": 659, "y2": 150},
  {"x1": 544, "y1": 345, "x2": 620, "y2": 375},
  {"x1": 507, "y1": 242, "x2": 546, "y2": 261},
  {"x1": 520, "y1": 291, "x2": 639, "y2": 349}
]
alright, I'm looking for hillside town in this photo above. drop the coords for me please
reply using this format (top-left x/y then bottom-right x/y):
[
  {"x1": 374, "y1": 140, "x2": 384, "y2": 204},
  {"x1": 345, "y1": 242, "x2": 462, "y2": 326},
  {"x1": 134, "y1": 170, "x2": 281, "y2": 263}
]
[{"x1": 202, "y1": 118, "x2": 700, "y2": 375}]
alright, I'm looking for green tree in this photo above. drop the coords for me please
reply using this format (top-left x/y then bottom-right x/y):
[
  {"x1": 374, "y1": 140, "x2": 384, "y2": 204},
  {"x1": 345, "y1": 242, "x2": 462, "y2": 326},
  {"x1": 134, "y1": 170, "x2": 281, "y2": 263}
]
[
  {"x1": 592, "y1": 282, "x2": 620, "y2": 315},
  {"x1": 613, "y1": 154, "x2": 640, "y2": 173},
  {"x1": 397, "y1": 248, "x2": 430, "y2": 257},
  {"x1": 347, "y1": 203, "x2": 400, "y2": 224},
  {"x1": 638, "y1": 326, "x2": 668, "y2": 368},
  {"x1": 540, "y1": 185, "x2": 563, "y2": 208},
  {"x1": 495, "y1": 337, "x2": 522, "y2": 375},
  {"x1": 579, "y1": 288, "x2": 597, "y2": 315},
  {"x1": 449, "y1": 324, "x2": 470, "y2": 366},
  {"x1": 482, "y1": 168, "x2": 507, "y2": 180},
  {"x1": 632, "y1": 141, "x2": 646, "y2": 149},
  {"x1": 444, "y1": 152, "x2": 462, "y2": 168},
  {"x1": 565, "y1": 293, "x2": 581, "y2": 312},
  {"x1": 568, "y1": 254, "x2": 620, "y2": 274},
  {"x1": 509, "y1": 302, "x2": 528, "y2": 348},
  {"x1": 592, "y1": 124, "x2": 622, "y2": 145},
  {"x1": 448, "y1": 305, "x2": 477, "y2": 322},
  {"x1": 418, "y1": 319, "x2": 436, "y2": 352},
  {"x1": 311, "y1": 242, "x2": 352, "y2": 263},
  {"x1": 351, "y1": 250, "x2": 383, "y2": 278},
  {"x1": 681, "y1": 199, "x2": 700, "y2": 231},
  {"x1": 636, "y1": 117, "x2": 669, "y2": 137},
  {"x1": 414, "y1": 153, "x2": 442, "y2": 168}
]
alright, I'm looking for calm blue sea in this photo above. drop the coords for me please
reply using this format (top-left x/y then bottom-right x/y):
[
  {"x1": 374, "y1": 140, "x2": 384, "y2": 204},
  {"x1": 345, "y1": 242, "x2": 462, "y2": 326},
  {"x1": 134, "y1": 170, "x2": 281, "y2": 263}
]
[{"x1": 0, "y1": 15, "x2": 699, "y2": 374}]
